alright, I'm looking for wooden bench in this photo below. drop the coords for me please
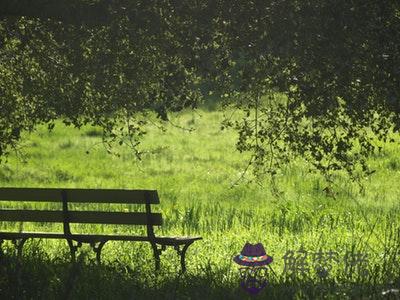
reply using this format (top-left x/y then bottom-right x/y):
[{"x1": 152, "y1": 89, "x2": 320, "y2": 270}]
[{"x1": 0, "y1": 187, "x2": 202, "y2": 272}]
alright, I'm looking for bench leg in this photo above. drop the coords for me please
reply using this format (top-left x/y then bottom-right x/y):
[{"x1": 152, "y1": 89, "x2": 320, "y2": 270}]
[
  {"x1": 90, "y1": 241, "x2": 107, "y2": 264},
  {"x1": 174, "y1": 242, "x2": 194, "y2": 273},
  {"x1": 150, "y1": 242, "x2": 166, "y2": 271},
  {"x1": 12, "y1": 238, "x2": 28, "y2": 259},
  {"x1": 67, "y1": 240, "x2": 82, "y2": 262},
  {"x1": 0, "y1": 239, "x2": 3, "y2": 257}
]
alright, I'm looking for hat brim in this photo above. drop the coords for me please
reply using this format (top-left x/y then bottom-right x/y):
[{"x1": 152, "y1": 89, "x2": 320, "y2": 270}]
[{"x1": 233, "y1": 255, "x2": 273, "y2": 266}]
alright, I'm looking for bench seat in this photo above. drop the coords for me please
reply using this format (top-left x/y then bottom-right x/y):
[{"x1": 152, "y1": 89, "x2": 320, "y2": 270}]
[
  {"x1": 0, "y1": 232, "x2": 201, "y2": 244},
  {"x1": 0, "y1": 232, "x2": 67, "y2": 239}
]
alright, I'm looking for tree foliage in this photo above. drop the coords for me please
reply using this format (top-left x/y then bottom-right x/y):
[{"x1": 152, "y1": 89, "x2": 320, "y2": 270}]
[{"x1": 1, "y1": 1, "x2": 399, "y2": 184}]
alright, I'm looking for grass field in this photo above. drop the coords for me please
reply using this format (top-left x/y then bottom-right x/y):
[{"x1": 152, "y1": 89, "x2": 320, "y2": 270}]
[{"x1": 0, "y1": 109, "x2": 399, "y2": 299}]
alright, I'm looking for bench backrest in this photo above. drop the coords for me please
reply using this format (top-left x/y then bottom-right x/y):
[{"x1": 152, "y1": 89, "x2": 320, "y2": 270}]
[{"x1": 0, "y1": 188, "x2": 162, "y2": 237}]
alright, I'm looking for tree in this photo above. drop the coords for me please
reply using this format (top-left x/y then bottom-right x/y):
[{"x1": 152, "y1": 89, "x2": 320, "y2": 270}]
[{"x1": 1, "y1": 1, "x2": 399, "y2": 185}]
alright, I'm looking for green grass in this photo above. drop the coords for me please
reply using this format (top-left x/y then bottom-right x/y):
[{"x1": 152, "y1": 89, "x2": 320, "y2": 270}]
[{"x1": 0, "y1": 109, "x2": 399, "y2": 299}]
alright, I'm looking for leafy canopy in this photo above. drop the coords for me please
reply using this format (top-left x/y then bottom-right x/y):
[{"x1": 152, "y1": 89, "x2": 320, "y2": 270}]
[{"x1": 1, "y1": 1, "x2": 399, "y2": 184}]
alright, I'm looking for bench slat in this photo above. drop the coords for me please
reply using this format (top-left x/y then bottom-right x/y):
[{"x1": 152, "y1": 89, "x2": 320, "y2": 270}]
[
  {"x1": 0, "y1": 210, "x2": 163, "y2": 225},
  {"x1": 65, "y1": 189, "x2": 160, "y2": 204},
  {"x1": 0, "y1": 188, "x2": 160, "y2": 204},
  {"x1": 0, "y1": 188, "x2": 62, "y2": 202}
]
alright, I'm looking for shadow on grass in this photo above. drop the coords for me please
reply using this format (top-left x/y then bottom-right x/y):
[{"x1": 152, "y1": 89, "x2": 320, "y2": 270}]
[{"x1": 0, "y1": 252, "x2": 399, "y2": 300}]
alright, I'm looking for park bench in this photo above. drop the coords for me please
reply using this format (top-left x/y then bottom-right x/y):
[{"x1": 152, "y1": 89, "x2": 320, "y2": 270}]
[{"x1": 0, "y1": 187, "x2": 202, "y2": 272}]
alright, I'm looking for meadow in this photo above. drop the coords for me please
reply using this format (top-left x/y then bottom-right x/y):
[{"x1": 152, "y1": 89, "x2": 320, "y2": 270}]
[{"x1": 0, "y1": 108, "x2": 399, "y2": 299}]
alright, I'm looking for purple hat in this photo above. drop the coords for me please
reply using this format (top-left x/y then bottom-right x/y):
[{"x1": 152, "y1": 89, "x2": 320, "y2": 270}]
[{"x1": 233, "y1": 242, "x2": 273, "y2": 267}]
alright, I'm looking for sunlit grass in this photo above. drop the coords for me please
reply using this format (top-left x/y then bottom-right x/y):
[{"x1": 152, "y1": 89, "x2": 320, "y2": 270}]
[{"x1": 0, "y1": 108, "x2": 399, "y2": 299}]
